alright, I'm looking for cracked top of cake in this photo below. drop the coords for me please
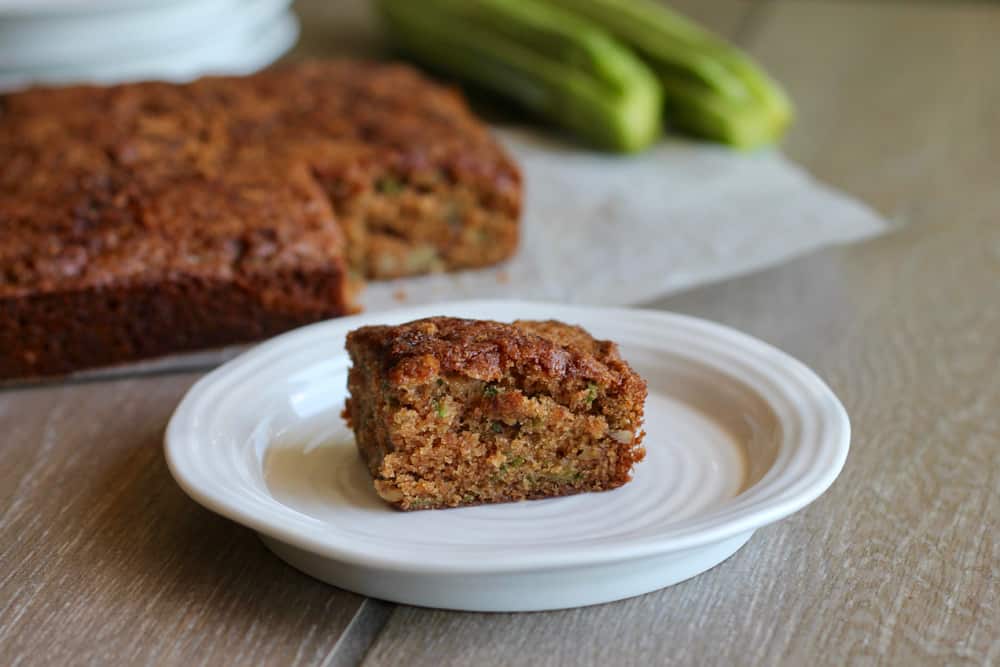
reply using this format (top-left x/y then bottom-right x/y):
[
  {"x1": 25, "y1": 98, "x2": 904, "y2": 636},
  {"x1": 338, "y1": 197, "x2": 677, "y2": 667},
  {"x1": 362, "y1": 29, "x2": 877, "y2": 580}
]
[{"x1": 345, "y1": 316, "x2": 646, "y2": 407}]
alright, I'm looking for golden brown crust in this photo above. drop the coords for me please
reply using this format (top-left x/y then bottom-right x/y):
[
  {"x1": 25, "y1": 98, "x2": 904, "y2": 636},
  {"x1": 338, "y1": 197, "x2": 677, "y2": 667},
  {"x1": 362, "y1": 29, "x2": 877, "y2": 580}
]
[
  {"x1": 0, "y1": 60, "x2": 521, "y2": 378},
  {"x1": 348, "y1": 317, "x2": 634, "y2": 394},
  {"x1": 0, "y1": 61, "x2": 521, "y2": 284},
  {"x1": 0, "y1": 159, "x2": 343, "y2": 297},
  {"x1": 345, "y1": 317, "x2": 647, "y2": 510}
]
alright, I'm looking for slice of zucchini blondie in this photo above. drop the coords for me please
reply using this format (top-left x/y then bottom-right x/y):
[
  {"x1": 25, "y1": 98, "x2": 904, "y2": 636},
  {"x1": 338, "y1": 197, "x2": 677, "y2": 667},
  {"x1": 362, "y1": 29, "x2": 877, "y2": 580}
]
[{"x1": 343, "y1": 317, "x2": 646, "y2": 510}]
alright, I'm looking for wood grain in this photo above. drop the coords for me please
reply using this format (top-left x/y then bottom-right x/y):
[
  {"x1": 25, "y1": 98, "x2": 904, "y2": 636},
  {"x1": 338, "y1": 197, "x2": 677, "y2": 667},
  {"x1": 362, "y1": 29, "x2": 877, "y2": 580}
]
[
  {"x1": 360, "y1": 186, "x2": 1000, "y2": 667},
  {"x1": 3, "y1": 1, "x2": 999, "y2": 666},
  {"x1": 0, "y1": 375, "x2": 366, "y2": 666},
  {"x1": 359, "y1": 1, "x2": 1000, "y2": 665},
  {"x1": 751, "y1": 0, "x2": 1000, "y2": 226}
]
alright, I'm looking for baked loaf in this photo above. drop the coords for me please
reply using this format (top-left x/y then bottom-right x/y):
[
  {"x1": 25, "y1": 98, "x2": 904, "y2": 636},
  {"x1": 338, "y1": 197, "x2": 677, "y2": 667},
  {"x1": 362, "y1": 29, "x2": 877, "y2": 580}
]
[
  {"x1": 0, "y1": 61, "x2": 521, "y2": 379},
  {"x1": 343, "y1": 317, "x2": 647, "y2": 510}
]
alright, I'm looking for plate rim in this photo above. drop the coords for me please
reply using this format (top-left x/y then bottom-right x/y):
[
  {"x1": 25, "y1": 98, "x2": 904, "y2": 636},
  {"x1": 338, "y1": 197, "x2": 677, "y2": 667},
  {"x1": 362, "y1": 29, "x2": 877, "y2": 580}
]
[{"x1": 165, "y1": 299, "x2": 850, "y2": 574}]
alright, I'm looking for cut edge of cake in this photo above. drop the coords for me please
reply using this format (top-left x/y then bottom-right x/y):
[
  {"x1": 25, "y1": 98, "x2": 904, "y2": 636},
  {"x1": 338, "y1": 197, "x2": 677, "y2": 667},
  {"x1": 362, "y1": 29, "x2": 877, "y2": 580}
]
[{"x1": 343, "y1": 317, "x2": 647, "y2": 510}]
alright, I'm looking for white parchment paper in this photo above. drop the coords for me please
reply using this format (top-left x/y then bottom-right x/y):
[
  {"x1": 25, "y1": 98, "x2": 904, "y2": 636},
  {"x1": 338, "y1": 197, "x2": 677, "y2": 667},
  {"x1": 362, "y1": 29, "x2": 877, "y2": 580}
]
[
  {"x1": 22, "y1": 128, "x2": 889, "y2": 385},
  {"x1": 362, "y1": 128, "x2": 889, "y2": 311}
]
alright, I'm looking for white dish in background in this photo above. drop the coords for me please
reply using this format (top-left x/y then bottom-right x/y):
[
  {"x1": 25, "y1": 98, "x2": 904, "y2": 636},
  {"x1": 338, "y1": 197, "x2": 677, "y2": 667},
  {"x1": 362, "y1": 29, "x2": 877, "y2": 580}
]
[
  {"x1": 165, "y1": 301, "x2": 850, "y2": 611},
  {"x1": 0, "y1": 0, "x2": 186, "y2": 14},
  {"x1": 0, "y1": 0, "x2": 291, "y2": 70},
  {"x1": 0, "y1": 9, "x2": 297, "y2": 91}
]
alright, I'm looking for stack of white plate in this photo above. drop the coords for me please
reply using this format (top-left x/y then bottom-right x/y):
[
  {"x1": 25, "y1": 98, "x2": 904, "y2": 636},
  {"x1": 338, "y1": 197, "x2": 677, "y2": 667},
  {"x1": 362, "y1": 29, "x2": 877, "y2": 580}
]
[{"x1": 0, "y1": 0, "x2": 298, "y2": 91}]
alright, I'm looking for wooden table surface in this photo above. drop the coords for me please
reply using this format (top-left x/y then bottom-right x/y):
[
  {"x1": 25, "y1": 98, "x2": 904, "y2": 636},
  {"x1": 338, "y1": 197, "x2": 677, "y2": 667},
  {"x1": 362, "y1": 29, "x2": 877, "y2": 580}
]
[{"x1": 2, "y1": 1, "x2": 998, "y2": 665}]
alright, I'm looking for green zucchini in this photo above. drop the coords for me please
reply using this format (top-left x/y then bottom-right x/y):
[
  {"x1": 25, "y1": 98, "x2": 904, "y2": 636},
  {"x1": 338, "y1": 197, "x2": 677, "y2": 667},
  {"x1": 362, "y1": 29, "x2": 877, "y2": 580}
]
[
  {"x1": 377, "y1": 0, "x2": 663, "y2": 152},
  {"x1": 547, "y1": 0, "x2": 793, "y2": 147}
]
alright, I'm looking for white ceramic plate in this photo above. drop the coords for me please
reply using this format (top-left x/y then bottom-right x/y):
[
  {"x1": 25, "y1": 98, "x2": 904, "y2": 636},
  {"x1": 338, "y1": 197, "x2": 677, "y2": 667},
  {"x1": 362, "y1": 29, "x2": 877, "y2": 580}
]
[{"x1": 165, "y1": 300, "x2": 850, "y2": 611}]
